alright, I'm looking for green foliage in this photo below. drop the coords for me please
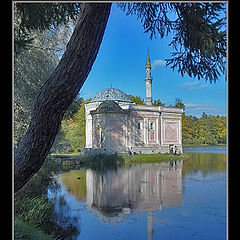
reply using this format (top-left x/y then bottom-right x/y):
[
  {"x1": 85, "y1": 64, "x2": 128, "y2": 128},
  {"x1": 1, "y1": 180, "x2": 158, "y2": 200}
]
[
  {"x1": 64, "y1": 101, "x2": 86, "y2": 152},
  {"x1": 58, "y1": 153, "x2": 188, "y2": 170},
  {"x1": 117, "y1": 3, "x2": 173, "y2": 39},
  {"x1": 14, "y1": 2, "x2": 226, "y2": 150},
  {"x1": 51, "y1": 98, "x2": 90, "y2": 153},
  {"x1": 63, "y1": 97, "x2": 84, "y2": 120},
  {"x1": 14, "y1": 197, "x2": 54, "y2": 228},
  {"x1": 14, "y1": 160, "x2": 57, "y2": 238},
  {"x1": 14, "y1": 2, "x2": 81, "y2": 54},
  {"x1": 174, "y1": 98, "x2": 185, "y2": 110},
  {"x1": 153, "y1": 99, "x2": 165, "y2": 106},
  {"x1": 14, "y1": 217, "x2": 55, "y2": 240},
  {"x1": 129, "y1": 95, "x2": 165, "y2": 106},
  {"x1": 182, "y1": 113, "x2": 226, "y2": 145},
  {"x1": 14, "y1": 21, "x2": 74, "y2": 147},
  {"x1": 122, "y1": 153, "x2": 189, "y2": 164},
  {"x1": 80, "y1": 153, "x2": 125, "y2": 169},
  {"x1": 129, "y1": 95, "x2": 144, "y2": 105},
  {"x1": 167, "y1": 3, "x2": 226, "y2": 83}
]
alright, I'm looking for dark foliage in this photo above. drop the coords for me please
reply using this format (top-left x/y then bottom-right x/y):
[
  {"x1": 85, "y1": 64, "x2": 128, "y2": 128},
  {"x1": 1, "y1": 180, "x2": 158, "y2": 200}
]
[
  {"x1": 118, "y1": 2, "x2": 226, "y2": 82},
  {"x1": 14, "y1": 3, "x2": 81, "y2": 54}
]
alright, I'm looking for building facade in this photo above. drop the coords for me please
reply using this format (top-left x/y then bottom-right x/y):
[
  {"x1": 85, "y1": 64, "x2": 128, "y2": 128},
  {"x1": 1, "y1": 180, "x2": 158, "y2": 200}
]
[{"x1": 84, "y1": 53, "x2": 183, "y2": 154}]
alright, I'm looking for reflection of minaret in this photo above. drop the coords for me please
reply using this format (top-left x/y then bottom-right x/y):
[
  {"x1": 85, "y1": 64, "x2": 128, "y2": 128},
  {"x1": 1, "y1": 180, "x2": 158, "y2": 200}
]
[
  {"x1": 147, "y1": 210, "x2": 154, "y2": 240},
  {"x1": 145, "y1": 51, "x2": 153, "y2": 106}
]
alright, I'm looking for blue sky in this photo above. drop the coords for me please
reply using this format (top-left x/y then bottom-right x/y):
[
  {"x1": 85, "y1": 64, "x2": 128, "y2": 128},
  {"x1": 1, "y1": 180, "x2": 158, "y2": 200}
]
[{"x1": 80, "y1": 4, "x2": 227, "y2": 118}]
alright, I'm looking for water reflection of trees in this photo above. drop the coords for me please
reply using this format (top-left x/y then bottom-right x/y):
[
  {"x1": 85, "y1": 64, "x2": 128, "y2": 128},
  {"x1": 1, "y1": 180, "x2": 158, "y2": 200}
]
[
  {"x1": 60, "y1": 169, "x2": 87, "y2": 200},
  {"x1": 182, "y1": 153, "x2": 226, "y2": 178}
]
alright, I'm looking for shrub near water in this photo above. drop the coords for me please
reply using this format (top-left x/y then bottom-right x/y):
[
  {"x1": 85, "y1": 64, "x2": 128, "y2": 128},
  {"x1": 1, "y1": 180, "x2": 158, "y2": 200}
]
[
  {"x1": 14, "y1": 218, "x2": 55, "y2": 240},
  {"x1": 59, "y1": 152, "x2": 188, "y2": 169},
  {"x1": 14, "y1": 196, "x2": 54, "y2": 228}
]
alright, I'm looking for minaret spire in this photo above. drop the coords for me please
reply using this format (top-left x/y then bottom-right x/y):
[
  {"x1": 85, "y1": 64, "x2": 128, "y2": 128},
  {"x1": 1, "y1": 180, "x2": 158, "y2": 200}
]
[
  {"x1": 145, "y1": 51, "x2": 153, "y2": 106},
  {"x1": 146, "y1": 50, "x2": 151, "y2": 69}
]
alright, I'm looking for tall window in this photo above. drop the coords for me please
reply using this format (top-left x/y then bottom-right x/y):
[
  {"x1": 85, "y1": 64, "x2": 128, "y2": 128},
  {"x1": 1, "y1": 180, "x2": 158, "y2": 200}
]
[
  {"x1": 149, "y1": 120, "x2": 156, "y2": 142},
  {"x1": 135, "y1": 119, "x2": 143, "y2": 143},
  {"x1": 96, "y1": 123, "x2": 102, "y2": 148}
]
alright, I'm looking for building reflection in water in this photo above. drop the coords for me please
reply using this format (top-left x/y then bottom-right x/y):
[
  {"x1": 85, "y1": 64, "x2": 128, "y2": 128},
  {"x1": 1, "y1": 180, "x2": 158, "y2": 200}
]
[{"x1": 86, "y1": 160, "x2": 183, "y2": 240}]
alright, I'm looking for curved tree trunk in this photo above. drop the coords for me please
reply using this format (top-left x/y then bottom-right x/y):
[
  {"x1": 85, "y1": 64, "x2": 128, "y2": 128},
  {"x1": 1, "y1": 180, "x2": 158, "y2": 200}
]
[{"x1": 14, "y1": 3, "x2": 112, "y2": 192}]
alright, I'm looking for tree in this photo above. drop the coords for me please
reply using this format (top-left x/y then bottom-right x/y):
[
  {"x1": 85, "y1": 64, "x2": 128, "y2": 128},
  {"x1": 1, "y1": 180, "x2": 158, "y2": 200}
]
[
  {"x1": 182, "y1": 114, "x2": 194, "y2": 144},
  {"x1": 50, "y1": 97, "x2": 86, "y2": 154},
  {"x1": 118, "y1": 2, "x2": 226, "y2": 83},
  {"x1": 153, "y1": 99, "x2": 165, "y2": 106},
  {"x1": 61, "y1": 99, "x2": 87, "y2": 152},
  {"x1": 14, "y1": 3, "x2": 112, "y2": 192},
  {"x1": 14, "y1": 2, "x2": 226, "y2": 192},
  {"x1": 182, "y1": 113, "x2": 226, "y2": 145},
  {"x1": 14, "y1": 22, "x2": 74, "y2": 147},
  {"x1": 215, "y1": 116, "x2": 227, "y2": 144},
  {"x1": 174, "y1": 98, "x2": 185, "y2": 110},
  {"x1": 129, "y1": 95, "x2": 144, "y2": 105},
  {"x1": 63, "y1": 96, "x2": 84, "y2": 121},
  {"x1": 14, "y1": 3, "x2": 81, "y2": 54},
  {"x1": 129, "y1": 95, "x2": 165, "y2": 106}
]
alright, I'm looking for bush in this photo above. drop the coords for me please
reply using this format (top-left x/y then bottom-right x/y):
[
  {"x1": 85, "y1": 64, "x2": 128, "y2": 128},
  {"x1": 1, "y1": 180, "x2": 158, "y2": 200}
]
[
  {"x1": 14, "y1": 196, "x2": 54, "y2": 228},
  {"x1": 14, "y1": 217, "x2": 55, "y2": 240}
]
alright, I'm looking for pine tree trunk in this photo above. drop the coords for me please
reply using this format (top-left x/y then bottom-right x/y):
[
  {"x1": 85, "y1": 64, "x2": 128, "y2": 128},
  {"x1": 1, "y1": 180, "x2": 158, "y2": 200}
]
[{"x1": 14, "y1": 3, "x2": 112, "y2": 192}]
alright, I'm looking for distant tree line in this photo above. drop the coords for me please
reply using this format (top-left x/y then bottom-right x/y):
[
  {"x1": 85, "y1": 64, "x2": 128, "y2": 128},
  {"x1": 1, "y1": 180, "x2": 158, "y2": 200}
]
[{"x1": 182, "y1": 113, "x2": 226, "y2": 145}]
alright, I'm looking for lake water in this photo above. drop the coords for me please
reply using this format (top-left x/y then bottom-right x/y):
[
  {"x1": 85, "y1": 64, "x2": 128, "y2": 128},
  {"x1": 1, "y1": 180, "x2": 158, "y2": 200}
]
[
  {"x1": 183, "y1": 145, "x2": 226, "y2": 154},
  {"x1": 48, "y1": 146, "x2": 227, "y2": 240}
]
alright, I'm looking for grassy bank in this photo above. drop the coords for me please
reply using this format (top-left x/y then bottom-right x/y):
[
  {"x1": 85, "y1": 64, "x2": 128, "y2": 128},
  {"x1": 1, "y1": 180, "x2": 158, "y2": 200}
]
[
  {"x1": 14, "y1": 217, "x2": 55, "y2": 240},
  {"x1": 51, "y1": 152, "x2": 190, "y2": 168},
  {"x1": 122, "y1": 153, "x2": 189, "y2": 164},
  {"x1": 14, "y1": 196, "x2": 55, "y2": 240}
]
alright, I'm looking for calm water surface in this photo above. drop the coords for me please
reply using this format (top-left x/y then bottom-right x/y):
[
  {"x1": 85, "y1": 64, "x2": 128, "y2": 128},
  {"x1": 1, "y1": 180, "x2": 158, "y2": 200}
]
[{"x1": 48, "y1": 146, "x2": 227, "y2": 240}]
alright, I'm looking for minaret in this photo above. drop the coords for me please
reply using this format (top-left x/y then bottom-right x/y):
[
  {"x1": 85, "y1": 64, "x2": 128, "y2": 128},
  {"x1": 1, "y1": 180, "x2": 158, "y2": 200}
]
[{"x1": 145, "y1": 51, "x2": 153, "y2": 106}]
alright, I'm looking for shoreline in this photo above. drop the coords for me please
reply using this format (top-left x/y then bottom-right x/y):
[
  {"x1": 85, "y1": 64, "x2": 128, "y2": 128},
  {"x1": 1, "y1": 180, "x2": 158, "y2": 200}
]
[{"x1": 50, "y1": 152, "x2": 190, "y2": 168}]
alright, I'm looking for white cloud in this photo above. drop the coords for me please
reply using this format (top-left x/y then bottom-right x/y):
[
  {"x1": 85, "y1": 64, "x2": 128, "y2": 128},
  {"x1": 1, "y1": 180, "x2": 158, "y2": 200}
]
[
  {"x1": 180, "y1": 81, "x2": 210, "y2": 90},
  {"x1": 180, "y1": 81, "x2": 199, "y2": 88},
  {"x1": 196, "y1": 84, "x2": 209, "y2": 90},
  {"x1": 184, "y1": 102, "x2": 226, "y2": 117},
  {"x1": 79, "y1": 91, "x2": 94, "y2": 99},
  {"x1": 152, "y1": 59, "x2": 166, "y2": 69}
]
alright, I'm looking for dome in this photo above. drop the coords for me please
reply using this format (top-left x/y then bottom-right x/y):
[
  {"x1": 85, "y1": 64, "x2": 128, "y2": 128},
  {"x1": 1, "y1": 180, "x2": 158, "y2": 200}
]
[{"x1": 91, "y1": 88, "x2": 132, "y2": 103}]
